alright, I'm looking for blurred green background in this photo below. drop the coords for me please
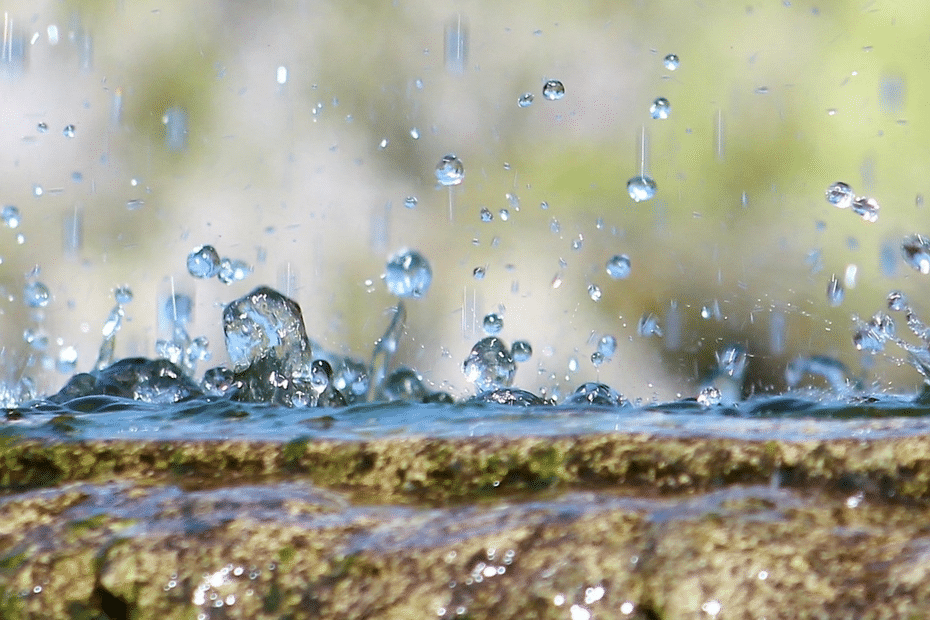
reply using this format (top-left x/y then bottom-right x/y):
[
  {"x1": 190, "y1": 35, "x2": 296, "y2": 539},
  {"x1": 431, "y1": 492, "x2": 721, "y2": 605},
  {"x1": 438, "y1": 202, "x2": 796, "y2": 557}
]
[{"x1": 1, "y1": 0, "x2": 928, "y2": 401}]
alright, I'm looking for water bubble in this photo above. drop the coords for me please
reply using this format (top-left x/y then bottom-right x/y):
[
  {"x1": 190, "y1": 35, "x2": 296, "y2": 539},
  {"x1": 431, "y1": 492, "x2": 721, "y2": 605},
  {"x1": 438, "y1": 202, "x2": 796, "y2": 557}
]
[
  {"x1": 385, "y1": 249, "x2": 432, "y2": 298},
  {"x1": 598, "y1": 335, "x2": 617, "y2": 358},
  {"x1": 483, "y1": 313, "x2": 503, "y2": 335},
  {"x1": 2, "y1": 205, "x2": 20, "y2": 228},
  {"x1": 480, "y1": 207, "x2": 493, "y2": 222},
  {"x1": 217, "y1": 258, "x2": 252, "y2": 284},
  {"x1": 62, "y1": 124, "x2": 75, "y2": 138},
  {"x1": 587, "y1": 284, "x2": 602, "y2": 302},
  {"x1": 403, "y1": 196, "x2": 418, "y2": 209},
  {"x1": 462, "y1": 336, "x2": 516, "y2": 393},
  {"x1": 517, "y1": 92, "x2": 534, "y2": 107},
  {"x1": 542, "y1": 79, "x2": 565, "y2": 100},
  {"x1": 851, "y1": 196, "x2": 879, "y2": 222},
  {"x1": 826, "y1": 274, "x2": 844, "y2": 306},
  {"x1": 901, "y1": 235, "x2": 930, "y2": 274},
  {"x1": 627, "y1": 175, "x2": 657, "y2": 202},
  {"x1": 649, "y1": 97, "x2": 671, "y2": 120},
  {"x1": 435, "y1": 154, "x2": 465, "y2": 186},
  {"x1": 187, "y1": 245, "x2": 221, "y2": 279},
  {"x1": 472, "y1": 266, "x2": 486, "y2": 280},
  {"x1": 663, "y1": 54, "x2": 680, "y2": 70},
  {"x1": 606, "y1": 254, "x2": 631, "y2": 279},
  {"x1": 511, "y1": 340, "x2": 532, "y2": 362},
  {"x1": 825, "y1": 181, "x2": 854, "y2": 210},
  {"x1": 23, "y1": 281, "x2": 51, "y2": 308},
  {"x1": 637, "y1": 313, "x2": 662, "y2": 337}
]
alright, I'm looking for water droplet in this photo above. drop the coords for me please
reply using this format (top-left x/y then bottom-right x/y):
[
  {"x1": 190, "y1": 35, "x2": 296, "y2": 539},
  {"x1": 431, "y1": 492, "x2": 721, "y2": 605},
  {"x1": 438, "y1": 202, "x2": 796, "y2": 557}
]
[
  {"x1": 627, "y1": 175, "x2": 657, "y2": 202},
  {"x1": 542, "y1": 79, "x2": 565, "y2": 100},
  {"x1": 385, "y1": 249, "x2": 432, "y2": 298},
  {"x1": 506, "y1": 193, "x2": 520, "y2": 210},
  {"x1": 598, "y1": 335, "x2": 617, "y2": 358},
  {"x1": 550, "y1": 218, "x2": 561, "y2": 234},
  {"x1": 435, "y1": 154, "x2": 465, "y2": 186},
  {"x1": 483, "y1": 313, "x2": 503, "y2": 335},
  {"x1": 826, "y1": 274, "x2": 844, "y2": 306},
  {"x1": 217, "y1": 258, "x2": 252, "y2": 284},
  {"x1": 663, "y1": 53, "x2": 680, "y2": 71},
  {"x1": 717, "y1": 344, "x2": 748, "y2": 379},
  {"x1": 187, "y1": 245, "x2": 221, "y2": 279},
  {"x1": 511, "y1": 340, "x2": 532, "y2": 362},
  {"x1": 587, "y1": 284, "x2": 602, "y2": 301},
  {"x1": 606, "y1": 254, "x2": 631, "y2": 279},
  {"x1": 499, "y1": 209, "x2": 510, "y2": 221},
  {"x1": 114, "y1": 285, "x2": 133, "y2": 305},
  {"x1": 462, "y1": 336, "x2": 516, "y2": 392},
  {"x1": 697, "y1": 386, "x2": 722, "y2": 407},
  {"x1": 572, "y1": 236, "x2": 583, "y2": 250},
  {"x1": 276, "y1": 65, "x2": 288, "y2": 84},
  {"x1": 378, "y1": 138, "x2": 388, "y2": 150},
  {"x1": 403, "y1": 196, "x2": 418, "y2": 209},
  {"x1": 36, "y1": 122, "x2": 48, "y2": 133},
  {"x1": 888, "y1": 290, "x2": 909, "y2": 311},
  {"x1": 825, "y1": 181, "x2": 854, "y2": 210},
  {"x1": 851, "y1": 195, "x2": 879, "y2": 223},
  {"x1": 57, "y1": 345, "x2": 78, "y2": 374},
  {"x1": 518, "y1": 92, "x2": 534, "y2": 107},
  {"x1": 649, "y1": 97, "x2": 671, "y2": 120},
  {"x1": 854, "y1": 313, "x2": 894, "y2": 353},
  {"x1": 23, "y1": 281, "x2": 50, "y2": 308},
  {"x1": 2, "y1": 205, "x2": 20, "y2": 228},
  {"x1": 902, "y1": 235, "x2": 930, "y2": 274},
  {"x1": 472, "y1": 266, "x2": 486, "y2": 280},
  {"x1": 479, "y1": 207, "x2": 493, "y2": 222},
  {"x1": 62, "y1": 124, "x2": 75, "y2": 138},
  {"x1": 637, "y1": 313, "x2": 662, "y2": 337},
  {"x1": 23, "y1": 327, "x2": 48, "y2": 350}
]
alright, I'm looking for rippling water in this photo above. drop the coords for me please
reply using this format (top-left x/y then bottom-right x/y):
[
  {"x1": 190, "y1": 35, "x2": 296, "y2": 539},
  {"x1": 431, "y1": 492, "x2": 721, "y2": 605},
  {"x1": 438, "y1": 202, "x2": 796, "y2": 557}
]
[{"x1": 7, "y1": 392, "x2": 930, "y2": 444}]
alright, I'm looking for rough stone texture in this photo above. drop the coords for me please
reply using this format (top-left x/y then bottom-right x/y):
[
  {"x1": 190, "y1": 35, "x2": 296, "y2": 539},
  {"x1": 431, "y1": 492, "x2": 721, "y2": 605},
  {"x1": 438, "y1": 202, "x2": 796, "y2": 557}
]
[{"x1": 2, "y1": 433, "x2": 930, "y2": 618}]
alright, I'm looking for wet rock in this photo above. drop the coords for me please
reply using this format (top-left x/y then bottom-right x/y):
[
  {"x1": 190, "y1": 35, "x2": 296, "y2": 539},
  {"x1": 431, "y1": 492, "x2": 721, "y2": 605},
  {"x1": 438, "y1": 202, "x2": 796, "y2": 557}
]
[{"x1": 5, "y1": 432, "x2": 930, "y2": 617}]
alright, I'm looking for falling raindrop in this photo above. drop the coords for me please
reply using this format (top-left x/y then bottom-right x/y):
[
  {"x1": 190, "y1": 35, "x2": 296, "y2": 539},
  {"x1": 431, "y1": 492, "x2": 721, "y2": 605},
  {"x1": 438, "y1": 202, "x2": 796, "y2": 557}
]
[
  {"x1": 598, "y1": 335, "x2": 617, "y2": 358},
  {"x1": 650, "y1": 97, "x2": 671, "y2": 120},
  {"x1": 36, "y1": 122, "x2": 48, "y2": 133},
  {"x1": 606, "y1": 254, "x2": 631, "y2": 279},
  {"x1": 403, "y1": 196, "x2": 418, "y2": 209},
  {"x1": 435, "y1": 154, "x2": 465, "y2": 186},
  {"x1": 517, "y1": 92, "x2": 534, "y2": 108},
  {"x1": 385, "y1": 249, "x2": 432, "y2": 298},
  {"x1": 542, "y1": 79, "x2": 565, "y2": 100},
  {"x1": 472, "y1": 266, "x2": 486, "y2": 280},
  {"x1": 62, "y1": 124, "x2": 76, "y2": 138},
  {"x1": 627, "y1": 176, "x2": 657, "y2": 202},
  {"x1": 663, "y1": 53, "x2": 680, "y2": 70},
  {"x1": 587, "y1": 284, "x2": 602, "y2": 301}
]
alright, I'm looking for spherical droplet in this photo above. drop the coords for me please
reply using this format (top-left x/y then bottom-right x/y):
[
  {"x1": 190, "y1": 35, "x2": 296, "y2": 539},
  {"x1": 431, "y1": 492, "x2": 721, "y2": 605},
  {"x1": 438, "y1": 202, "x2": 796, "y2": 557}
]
[
  {"x1": 385, "y1": 249, "x2": 432, "y2": 298},
  {"x1": 627, "y1": 176, "x2": 657, "y2": 202},
  {"x1": 542, "y1": 79, "x2": 565, "y2": 101},
  {"x1": 650, "y1": 97, "x2": 671, "y2": 120},
  {"x1": 62, "y1": 124, "x2": 76, "y2": 138},
  {"x1": 511, "y1": 340, "x2": 532, "y2": 362},
  {"x1": 435, "y1": 154, "x2": 465, "y2": 186},
  {"x1": 403, "y1": 196, "x2": 418, "y2": 209},
  {"x1": 2, "y1": 205, "x2": 21, "y2": 228},
  {"x1": 24, "y1": 281, "x2": 51, "y2": 308},
  {"x1": 606, "y1": 254, "x2": 631, "y2": 279},
  {"x1": 187, "y1": 245, "x2": 221, "y2": 279},
  {"x1": 482, "y1": 313, "x2": 503, "y2": 335},
  {"x1": 517, "y1": 92, "x2": 534, "y2": 108},
  {"x1": 663, "y1": 54, "x2": 680, "y2": 71}
]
